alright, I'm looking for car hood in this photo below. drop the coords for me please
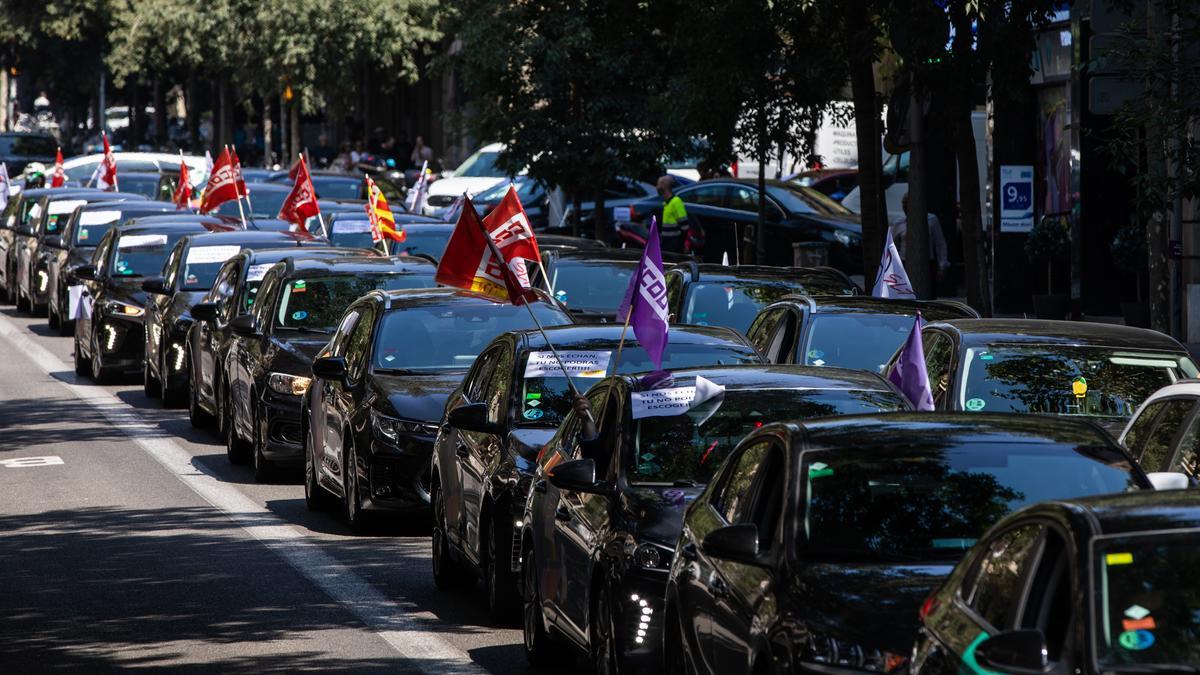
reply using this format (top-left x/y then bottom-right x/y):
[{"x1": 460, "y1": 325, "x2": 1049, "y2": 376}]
[
  {"x1": 793, "y1": 562, "x2": 954, "y2": 654},
  {"x1": 108, "y1": 275, "x2": 150, "y2": 309},
  {"x1": 427, "y1": 176, "x2": 507, "y2": 198},
  {"x1": 624, "y1": 485, "x2": 704, "y2": 548},
  {"x1": 795, "y1": 212, "x2": 863, "y2": 233},
  {"x1": 372, "y1": 372, "x2": 465, "y2": 423},
  {"x1": 267, "y1": 336, "x2": 328, "y2": 373}
]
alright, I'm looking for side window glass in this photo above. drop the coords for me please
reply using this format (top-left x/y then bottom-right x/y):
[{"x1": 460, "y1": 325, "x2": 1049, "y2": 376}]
[
  {"x1": 1173, "y1": 410, "x2": 1200, "y2": 480},
  {"x1": 965, "y1": 524, "x2": 1045, "y2": 631},
  {"x1": 94, "y1": 237, "x2": 112, "y2": 275},
  {"x1": 328, "y1": 310, "x2": 360, "y2": 358},
  {"x1": 1017, "y1": 530, "x2": 1071, "y2": 661},
  {"x1": 712, "y1": 441, "x2": 771, "y2": 523},
  {"x1": 1123, "y1": 400, "x2": 1167, "y2": 455},
  {"x1": 162, "y1": 246, "x2": 182, "y2": 288},
  {"x1": 727, "y1": 186, "x2": 758, "y2": 212},
  {"x1": 765, "y1": 310, "x2": 796, "y2": 363},
  {"x1": 1139, "y1": 400, "x2": 1195, "y2": 472},
  {"x1": 681, "y1": 186, "x2": 727, "y2": 208},
  {"x1": 923, "y1": 332, "x2": 953, "y2": 407},
  {"x1": 345, "y1": 307, "x2": 376, "y2": 380},
  {"x1": 485, "y1": 346, "x2": 514, "y2": 425},
  {"x1": 665, "y1": 273, "x2": 684, "y2": 318},
  {"x1": 739, "y1": 445, "x2": 785, "y2": 549},
  {"x1": 254, "y1": 274, "x2": 280, "y2": 327},
  {"x1": 465, "y1": 349, "x2": 499, "y2": 403},
  {"x1": 748, "y1": 309, "x2": 785, "y2": 356}
]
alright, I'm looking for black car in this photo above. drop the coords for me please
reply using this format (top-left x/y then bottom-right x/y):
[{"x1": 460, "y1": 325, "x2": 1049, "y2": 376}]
[
  {"x1": 470, "y1": 175, "x2": 656, "y2": 232},
  {"x1": 42, "y1": 200, "x2": 177, "y2": 334},
  {"x1": 537, "y1": 234, "x2": 608, "y2": 252},
  {"x1": 322, "y1": 210, "x2": 442, "y2": 251},
  {"x1": 141, "y1": 230, "x2": 325, "y2": 406},
  {"x1": 626, "y1": 178, "x2": 863, "y2": 270},
  {"x1": 431, "y1": 324, "x2": 767, "y2": 617},
  {"x1": 542, "y1": 248, "x2": 690, "y2": 322},
  {"x1": 215, "y1": 182, "x2": 361, "y2": 232},
  {"x1": 266, "y1": 170, "x2": 372, "y2": 202},
  {"x1": 186, "y1": 246, "x2": 380, "y2": 430},
  {"x1": 666, "y1": 262, "x2": 859, "y2": 333},
  {"x1": 113, "y1": 171, "x2": 168, "y2": 200},
  {"x1": 746, "y1": 295, "x2": 979, "y2": 373},
  {"x1": 0, "y1": 185, "x2": 59, "y2": 301},
  {"x1": 887, "y1": 318, "x2": 1199, "y2": 433},
  {"x1": 388, "y1": 222, "x2": 455, "y2": 260},
  {"x1": 72, "y1": 219, "x2": 224, "y2": 383},
  {"x1": 912, "y1": 489, "x2": 1200, "y2": 675},
  {"x1": 520, "y1": 365, "x2": 912, "y2": 671},
  {"x1": 223, "y1": 256, "x2": 440, "y2": 481},
  {"x1": 664, "y1": 413, "x2": 1153, "y2": 675},
  {"x1": 0, "y1": 131, "x2": 56, "y2": 175},
  {"x1": 302, "y1": 289, "x2": 573, "y2": 528}
]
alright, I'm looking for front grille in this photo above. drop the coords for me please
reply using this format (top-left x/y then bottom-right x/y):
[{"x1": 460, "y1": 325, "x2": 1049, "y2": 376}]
[{"x1": 271, "y1": 421, "x2": 302, "y2": 445}]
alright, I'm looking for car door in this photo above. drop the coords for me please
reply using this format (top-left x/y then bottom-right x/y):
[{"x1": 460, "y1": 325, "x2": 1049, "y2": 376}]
[
  {"x1": 678, "y1": 184, "x2": 734, "y2": 262},
  {"x1": 195, "y1": 262, "x2": 238, "y2": 403},
  {"x1": 922, "y1": 330, "x2": 955, "y2": 409},
  {"x1": 439, "y1": 352, "x2": 491, "y2": 541},
  {"x1": 709, "y1": 440, "x2": 786, "y2": 673},
  {"x1": 230, "y1": 271, "x2": 279, "y2": 427},
  {"x1": 328, "y1": 305, "x2": 377, "y2": 494},
  {"x1": 312, "y1": 309, "x2": 360, "y2": 483},
  {"x1": 78, "y1": 233, "x2": 113, "y2": 354},
  {"x1": 148, "y1": 243, "x2": 184, "y2": 370},
  {"x1": 455, "y1": 345, "x2": 502, "y2": 555},
  {"x1": 1133, "y1": 398, "x2": 1197, "y2": 473}
]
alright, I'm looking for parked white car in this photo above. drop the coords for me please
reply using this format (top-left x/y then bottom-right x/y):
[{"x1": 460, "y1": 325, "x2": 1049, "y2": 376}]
[
  {"x1": 62, "y1": 152, "x2": 208, "y2": 188},
  {"x1": 423, "y1": 142, "x2": 514, "y2": 215}
]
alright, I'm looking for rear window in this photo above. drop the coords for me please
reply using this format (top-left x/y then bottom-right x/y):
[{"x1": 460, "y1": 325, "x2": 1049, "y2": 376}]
[{"x1": 275, "y1": 272, "x2": 436, "y2": 332}]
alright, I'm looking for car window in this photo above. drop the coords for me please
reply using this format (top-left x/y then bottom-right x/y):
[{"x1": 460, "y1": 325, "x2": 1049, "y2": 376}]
[
  {"x1": 326, "y1": 310, "x2": 360, "y2": 359},
  {"x1": 680, "y1": 185, "x2": 727, "y2": 208},
  {"x1": 275, "y1": 272, "x2": 434, "y2": 333},
  {"x1": 1172, "y1": 410, "x2": 1200, "y2": 480},
  {"x1": 210, "y1": 263, "x2": 238, "y2": 322},
  {"x1": 764, "y1": 309, "x2": 797, "y2": 363},
  {"x1": 965, "y1": 524, "x2": 1046, "y2": 631},
  {"x1": 713, "y1": 441, "x2": 772, "y2": 523},
  {"x1": 93, "y1": 234, "x2": 114, "y2": 275},
  {"x1": 161, "y1": 243, "x2": 183, "y2": 288},
  {"x1": 1138, "y1": 399, "x2": 1195, "y2": 472},
  {"x1": 485, "y1": 345, "x2": 514, "y2": 425},
  {"x1": 726, "y1": 185, "x2": 783, "y2": 220},
  {"x1": 604, "y1": 178, "x2": 645, "y2": 200},
  {"x1": 923, "y1": 330, "x2": 954, "y2": 407},
  {"x1": 803, "y1": 313, "x2": 915, "y2": 371},
  {"x1": 464, "y1": 347, "x2": 500, "y2": 404},
  {"x1": 1017, "y1": 529, "x2": 1072, "y2": 661},
  {"x1": 737, "y1": 444, "x2": 785, "y2": 550},
  {"x1": 1123, "y1": 400, "x2": 1167, "y2": 456},
  {"x1": 345, "y1": 306, "x2": 376, "y2": 381},
  {"x1": 747, "y1": 308, "x2": 786, "y2": 357},
  {"x1": 684, "y1": 281, "x2": 806, "y2": 333}
]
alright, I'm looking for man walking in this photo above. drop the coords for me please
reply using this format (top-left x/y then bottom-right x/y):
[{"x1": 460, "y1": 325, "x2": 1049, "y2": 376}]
[
  {"x1": 656, "y1": 175, "x2": 688, "y2": 253},
  {"x1": 891, "y1": 192, "x2": 950, "y2": 284}
]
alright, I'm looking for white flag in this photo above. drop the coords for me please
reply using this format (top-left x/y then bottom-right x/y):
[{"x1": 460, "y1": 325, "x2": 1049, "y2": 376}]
[
  {"x1": 0, "y1": 163, "x2": 10, "y2": 212},
  {"x1": 872, "y1": 228, "x2": 916, "y2": 299},
  {"x1": 406, "y1": 160, "x2": 429, "y2": 213}
]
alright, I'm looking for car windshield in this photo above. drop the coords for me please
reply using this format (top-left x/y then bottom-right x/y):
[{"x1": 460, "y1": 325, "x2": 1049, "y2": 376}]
[
  {"x1": 475, "y1": 179, "x2": 540, "y2": 205},
  {"x1": 73, "y1": 210, "x2": 126, "y2": 245},
  {"x1": 218, "y1": 188, "x2": 287, "y2": 218},
  {"x1": 0, "y1": 135, "x2": 55, "y2": 156},
  {"x1": 551, "y1": 262, "x2": 633, "y2": 315},
  {"x1": 112, "y1": 232, "x2": 186, "y2": 277},
  {"x1": 802, "y1": 442, "x2": 1140, "y2": 563},
  {"x1": 373, "y1": 302, "x2": 570, "y2": 372},
  {"x1": 1095, "y1": 533, "x2": 1200, "y2": 669},
  {"x1": 684, "y1": 281, "x2": 808, "y2": 332},
  {"x1": 328, "y1": 218, "x2": 375, "y2": 249},
  {"x1": 115, "y1": 173, "x2": 162, "y2": 198},
  {"x1": 454, "y1": 149, "x2": 503, "y2": 178},
  {"x1": 804, "y1": 313, "x2": 916, "y2": 372},
  {"x1": 629, "y1": 387, "x2": 906, "y2": 485},
  {"x1": 959, "y1": 346, "x2": 1197, "y2": 420},
  {"x1": 766, "y1": 184, "x2": 853, "y2": 216},
  {"x1": 312, "y1": 177, "x2": 361, "y2": 201},
  {"x1": 180, "y1": 245, "x2": 246, "y2": 290},
  {"x1": 275, "y1": 273, "x2": 437, "y2": 332},
  {"x1": 42, "y1": 199, "x2": 88, "y2": 234},
  {"x1": 393, "y1": 227, "x2": 452, "y2": 259},
  {"x1": 517, "y1": 343, "x2": 763, "y2": 427}
]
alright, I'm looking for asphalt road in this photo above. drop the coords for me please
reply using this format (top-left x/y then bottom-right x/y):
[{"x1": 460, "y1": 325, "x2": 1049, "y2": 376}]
[{"x1": 0, "y1": 307, "x2": 566, "y2": 673}]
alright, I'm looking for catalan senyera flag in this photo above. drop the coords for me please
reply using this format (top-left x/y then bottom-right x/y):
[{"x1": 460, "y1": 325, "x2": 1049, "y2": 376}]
[{"x1": 365, "y1": 175, "x2": 404, "y2": 243}]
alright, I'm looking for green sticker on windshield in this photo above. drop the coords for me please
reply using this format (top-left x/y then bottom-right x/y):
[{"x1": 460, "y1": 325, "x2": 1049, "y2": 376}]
[
  {"x1": 980, "y1": 353, "x2": 994, "y2": 361},
  {"x1": 809, "y1": 462, "x2": 834, "y2": 479},
  {"x1": 526, "y1": 392, "x2": 541, "y2": 400},
  {"x1": 965, "y1": 398, "x2": 986, "y2": 411},
  {"x1": 293, "y1": 280, "x2": 307, "y2": 293}
]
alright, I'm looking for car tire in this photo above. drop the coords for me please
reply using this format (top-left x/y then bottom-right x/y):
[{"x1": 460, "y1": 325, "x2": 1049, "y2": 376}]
[
  {"x1": 15, "y1": 287, "x2": 28, "y2": 312},
  {"x1": 73, "y1": 339, "x2": 90, "y2": 377},
  {"x1": 522, "y1": 544, "x2": 562, "y2": 666},
  {"x1": 90, "y1": 330, "x2": 114, "y2": 385},
  {"x1": 304, "y1": 422, "x2": 333, "y2": 511},
  {"x1": 431, "y1": 487, "x2": 469, "y2": 590},
  {"x1": 591, "y1": 582, "x2": 620, "y2": 675},
  {"x1": 143, "y1": 343, "x2": 160, "y2": 398},
  {"x1": 224, "y1": 392, "x2": 251, "y2": 464},
  {"x1": 252, "y1": 407, "x2": 273, "y2": 483},
  {"x1": 342, "y1": 439, "x2": 368, "y2": 532},
  {"x1": 161, "y1": 345, "x2": 185, "y2": 408},
  {"x1": 187, "y1": 354, "x2": 214, "y2": 428},
  {"x1": 486, "y1": 513, "x2": 518, "y2": 622}
]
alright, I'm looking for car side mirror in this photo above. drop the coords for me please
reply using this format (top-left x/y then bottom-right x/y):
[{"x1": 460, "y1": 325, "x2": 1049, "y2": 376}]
[
  {"x1": 44, "y1": 235, "x2": 63, "y2": 249},
  {"x1": 974, "y1": 630, "x2": 1048, "y2": 674},
  {"x1": 1147, "y1": 471, "x2": 1190, "y2": 490},
  {"x1": 191, "y1": 302, "x2": 219, "y2": 322},
  {"x1": 701, "y1": 524, "x2": 761, "y2": 565},
  {"x1": 547, "y1": 458, "x2": 613, "y2": 495},
  {"x1": 229, "y1": 314, "x2": 260, "y2": 337},
  {"x1": 141, "y1": 277, "x2": 169, "y2": 295},
  {"x1": 73, "y1": 264, "x2": 97, "y2": 282},
  {"x1": 312, "y1": 355, "x2": 348, "y2": 380},
  {"x1": 447, "y1": 402, "x2": 501, "y2": 434}
]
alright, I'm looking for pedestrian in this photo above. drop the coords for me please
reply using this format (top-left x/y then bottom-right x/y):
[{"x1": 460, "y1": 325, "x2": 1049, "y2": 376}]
[
  {"x1": 411, "y1": 135, "x2": 434, "y2": 166},
  {"x1": 656, "y1": 175, "x2": 689, "y2": 253},
  {"x1": 334, "y1": 142, "x2": 353, "y2": 171},
  {"x1": 311, "y1": 133, "x2": 336, "y2": 168},
  {"x1": 891, "y1": 192, "x2": 950, "y2": 285}
]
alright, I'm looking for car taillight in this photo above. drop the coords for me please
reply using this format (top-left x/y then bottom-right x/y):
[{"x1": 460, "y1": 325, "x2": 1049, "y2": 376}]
[{"x1": 918, "y1": 592, "x2": 940, "y2": 623}]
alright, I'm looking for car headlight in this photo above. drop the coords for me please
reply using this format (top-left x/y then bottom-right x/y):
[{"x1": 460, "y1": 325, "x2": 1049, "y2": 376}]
[
  {"x1": 633, "y1": 542, "x2": 674, "y2": 570},
  {"x1": 267, "y1": 372, "x2": 311, "y2": 396},
  {"x1": 371, "y1": 412, "x2": 439, "y2": 443},
  {"x1": 803, "y1": 632, "x2": 908, "y2": 673},
  {"x1": 108, "y1": 301, "x2": 144, "y2": 317},
  {"x1": 832, "y1": 229, "x2": 856, "y2": 246}
]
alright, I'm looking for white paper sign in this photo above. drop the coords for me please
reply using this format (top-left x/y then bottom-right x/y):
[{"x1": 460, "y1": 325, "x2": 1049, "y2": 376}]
[
  {"x1": 186, "y1": 245, "x2": 241, "y2": 264},
  {"x1": 246, "y1": 263, "x2": 274, "y2": 282},
  {"x1": 118, "y1": 234, "x2": 168, "y2": 249},
  {"x1": 69, "y1": 284, "x2": 92, "y2": 320},
  {"x1": 48, "y1": 199, "x2": 87, "y2": 215},
  {"x1": 79, "y1": 210, "x2": 122, "y2": 226},
  {"x1": 524, "y1": 350, "x2": 612, "y2": 378},
  {"x1": 28, "y1": 203, "x2": 42, "y2": 219},
  {"x1": 334, "y1": 220, "x2": 374, "y2": 234},
  {"x1": 631, "y1": 376, "x2": 726, "y2": 419}
]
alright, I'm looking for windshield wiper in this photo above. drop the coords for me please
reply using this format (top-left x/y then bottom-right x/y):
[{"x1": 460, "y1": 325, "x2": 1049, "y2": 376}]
[
  {"x1": 672, "y1": 479, "x2": 699, "y2": 487},
  {"x1": 276, "y1": 326, "x2": 331, "y2": 335},
  {"x1": 374, "y1": 367, "x2": 420, "y2": 375}
]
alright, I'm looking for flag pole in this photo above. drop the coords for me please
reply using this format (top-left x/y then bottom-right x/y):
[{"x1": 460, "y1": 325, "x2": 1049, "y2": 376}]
[{"x1": 611, "y1": 310, "x2": 633, "y2": 376}]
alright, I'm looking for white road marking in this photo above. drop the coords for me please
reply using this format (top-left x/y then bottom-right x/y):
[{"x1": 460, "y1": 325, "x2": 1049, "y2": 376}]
[
  {"x1": 0, "y1": 455, "x2": 64, "y2": 467},
  {"x1": 0, "y1": 315, "x2": 482, "y2": 673}
]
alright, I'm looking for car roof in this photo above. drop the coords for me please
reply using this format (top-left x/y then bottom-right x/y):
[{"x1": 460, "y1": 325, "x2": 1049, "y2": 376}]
[
  {"x1": 75, "y1": 200, "x2": 173, "y2": 213},
  {"x1": 377, "y1": 287, "x2": 559, "y2": 309},
  {"x1": 395, "y1": 222, "x2": 455, "y2": 231},
  {"x1": 777, "y1": 294, "x2": 978, "y2": 318},
  {"x1": 1135, "y1": 380, "x2": 1200, "y2": 408},
  {"x1": 619, "y1": 363, "x2": 899, "y2": 392},
  {"x1": 179, "y1": 230, "x2": 316, "y2": 248},
  {"x1": 279, "y1": 255, "x2": 435, "y2": 278},
  {"x1": 244, "y1": 182, "x2": 291, "y2": 194},
  {"x1": 43, "y1": 190, "x2": 146, "y2": 203},
  {"x1": 682, "y1": 263, "x2": 854, "y2": 285},
  {"x1": 928, "y1": 319, "x2": 1188, "y2": 352},
  {"x1": 794, "y1": 412, "x2": 1115, "y2": 447},
  {"x1": 1064, "y1": 489, "x2": 1200, "y2": 535},
  {"x1": 113, "y1": 220, "x2": 212, "y2": 236},
  {"x1": 549, "y1": 247, "x2": 691, "y2": 264},
  {"x1": 515, "y1": 323, "x2": 752, "y2": 350},
  {"x1": 123, "y1": 214, "x2": 239, "y2": 230},
  {"x1": 242, "y1": 247, "x2": 376, "y2": 265}
]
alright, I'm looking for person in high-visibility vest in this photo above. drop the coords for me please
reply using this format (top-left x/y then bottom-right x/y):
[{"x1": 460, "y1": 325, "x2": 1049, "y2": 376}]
[{"x1": 656, "y1": 175, "x2": 688, "y2": 253}]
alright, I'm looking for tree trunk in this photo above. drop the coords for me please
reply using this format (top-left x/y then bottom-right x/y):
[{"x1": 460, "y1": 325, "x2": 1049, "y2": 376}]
[
  {"x1": 262, "y1": 94, "x2": 273, "y2": 168},
  {"x1": 755, "y1": 110, "x2": 768, "y2": 266},
  {"x1": 290, "y1": 99, "x2": 301, "y2": 165},
  {"x1": 906, "y1": 76, "x2": 931, "y2": 298},
  {"x1": 1146, "y1": 0, "x2": 1170, "y2": 333},
  {"x1": 950, "y1": 3, "x2": 990, "y2": 315},
  {"x1": 130, "y1": 81, "x2": 143, "y2": 149},
  {"x1": 186, "y1": 71, "x2": 199, "y2": 151},
  {"x1": 593, "y1": 188, "x2": 609, "y2": 245},
  {"x1": 153, "y1": 77, "x2": 166, "y2": 147},
  {"x1": 848, "y1": 20, "x2": 885, "y2": 285}
]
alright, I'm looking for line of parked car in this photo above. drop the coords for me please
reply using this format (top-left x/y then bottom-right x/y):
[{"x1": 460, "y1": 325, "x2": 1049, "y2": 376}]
[{"x1": 1, "y1": 157, "x2": 1199, "y2": 675}]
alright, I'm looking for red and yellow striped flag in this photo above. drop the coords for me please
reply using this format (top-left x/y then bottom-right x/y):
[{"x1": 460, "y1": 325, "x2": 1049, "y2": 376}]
[{"x1": 365, "y1": 175, "x2": 404, "y2": 242}]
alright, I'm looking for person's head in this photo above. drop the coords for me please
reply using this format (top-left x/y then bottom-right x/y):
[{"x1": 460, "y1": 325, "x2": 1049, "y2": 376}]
[
  {"x1": 414, "y1": 135, "x2": 424, "y2": 146},
  {"x1": 318, "y1": 133, "x2": 329, "y2": 146},
  {"x1": 656, "y1": 175, "x2": 675, "y2": 199}
]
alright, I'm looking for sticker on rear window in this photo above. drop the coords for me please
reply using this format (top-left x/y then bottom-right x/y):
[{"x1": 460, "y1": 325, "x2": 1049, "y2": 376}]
[
  {"x1": 118, "y1": 234, "x2": 168, "y2": 249},
  {"x1": 186, "y1": 245, "x2": 241, "y2": 264},
  {"x1": 1072, "y1": 376, "x2": 1088, "y2": 398},
  {"x1": 965, "y1": 398, "x2": 986, "y2": 411},
  {"x1": 1118, "y1": 630, "x2": 1155, "y2": 651},
  {"x1": 335, "y1": 220, "x2": 374, "y2": 234}
]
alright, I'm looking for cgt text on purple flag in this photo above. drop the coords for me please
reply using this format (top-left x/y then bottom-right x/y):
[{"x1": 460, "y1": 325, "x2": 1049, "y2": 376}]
[{"x1": 617, "y1": 217, "x2": 670, "y2": 371}]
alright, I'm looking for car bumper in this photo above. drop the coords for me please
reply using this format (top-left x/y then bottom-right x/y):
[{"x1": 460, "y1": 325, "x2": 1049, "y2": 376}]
[
  {"x1": 611, "y1": 569, "x2": 671, "y2": 673},
  {"x1": 97, "y1": 317, "x2": 146, "y2": 373},
  {"x1": 364, "y1": 434, "x2": 436, "y2": 511},
  {"x1": 259, "y1": 392, "x2": 305, "y2": 464}
]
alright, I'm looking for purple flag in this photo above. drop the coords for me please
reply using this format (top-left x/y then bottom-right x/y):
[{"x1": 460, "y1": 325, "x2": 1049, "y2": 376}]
[
  {"x1": 617, "y1": 218, "x2": 670, "y2": 370},
  {"x1": 888, "y1": 314, "x2": 934, "y2": 411}
]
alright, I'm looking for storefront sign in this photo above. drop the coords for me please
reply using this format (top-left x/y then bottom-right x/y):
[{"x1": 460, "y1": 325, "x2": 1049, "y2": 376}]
[{"x1": 999, "y1": 165, "x2": 1035, "y2": 233}]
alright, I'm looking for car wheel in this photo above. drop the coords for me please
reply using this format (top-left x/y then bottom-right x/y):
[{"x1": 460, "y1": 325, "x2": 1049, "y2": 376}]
[
  {"x1": 188, "y1": 355, "x2": 214, "y2": 428},
  {"x1": 161, "y1": 344, "x2": 185, "y2": 408},
  {"x1": 90, "y1": 329, "x2": 113, "y2": 385},
  {"x1": 304, "y1": 422, "x2": 332, "y2": 511},
  {"x1": 592, "y1": 582, "x2": 620, "y2": 675},
  {"x1": 431, "y1": 487, "x2": 468, "y2": 590},
  {"x1": 224, "y1": 392, "x2": 251, "y2": 464},
  {"x1": 143, "y1": 341, "x2": 160, "y2": 398},
  {"x1": 522, "y1": 544, "x2": 561, "y2": 665},
  {"x1": 73, "y1": 338, "x2": 91, "y2": 377},
  {"x1": 342, "y1": 439, "x2": 368, "y2": 532},
  {"x1": 252, "y1": 407, "x2": 273, "y2": 483},
  {"x1": 486, "y1": 513, "x2": 518, "y2": 621}
]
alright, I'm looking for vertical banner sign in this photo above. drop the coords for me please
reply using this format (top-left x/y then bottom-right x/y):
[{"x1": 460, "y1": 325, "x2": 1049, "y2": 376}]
[{"x1": 999, "y1": 165, "x2": 1035, "y2": 233}]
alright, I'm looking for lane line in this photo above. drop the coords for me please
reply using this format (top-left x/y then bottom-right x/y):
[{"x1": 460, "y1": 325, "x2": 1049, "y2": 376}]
[{"x1": 0, "y1": 315, "x2": 483, "y2": 673}]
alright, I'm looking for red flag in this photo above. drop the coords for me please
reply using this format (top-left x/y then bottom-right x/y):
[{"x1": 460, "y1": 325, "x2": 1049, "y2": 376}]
[
  {"x1": 481, "y1": 185, "x2": 542, "y2": 290},
  {"x1": 95, "y1": 133, "x2": 118, "y2": 191},
  {"x1": 199, "y1": 148, "x2": 238, "y2": 213},
  {"x1": 230, "y1": 148, "x2": 248, "y2": 197},
  {"x1": 435, "y1": 196, "x2": 533, "y2": 305},
  {"x1": 173, "y1": 160, "x2": 192, "y2": 209},
  {"x1": 50, "y1": 148, "x2": 65, "y2": 188},
  {"x1": 278, "y1": 155, "x2": 320, "y2": 233}
]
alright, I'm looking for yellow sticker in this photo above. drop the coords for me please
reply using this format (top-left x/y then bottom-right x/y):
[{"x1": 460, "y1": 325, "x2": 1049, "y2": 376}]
[
  {"x1": 1072, "y1": 377, "x2": 1088, "y2": 398},
  {"x1": 1106, "y1": 552, "x2": 1133, "y2": 566}
]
